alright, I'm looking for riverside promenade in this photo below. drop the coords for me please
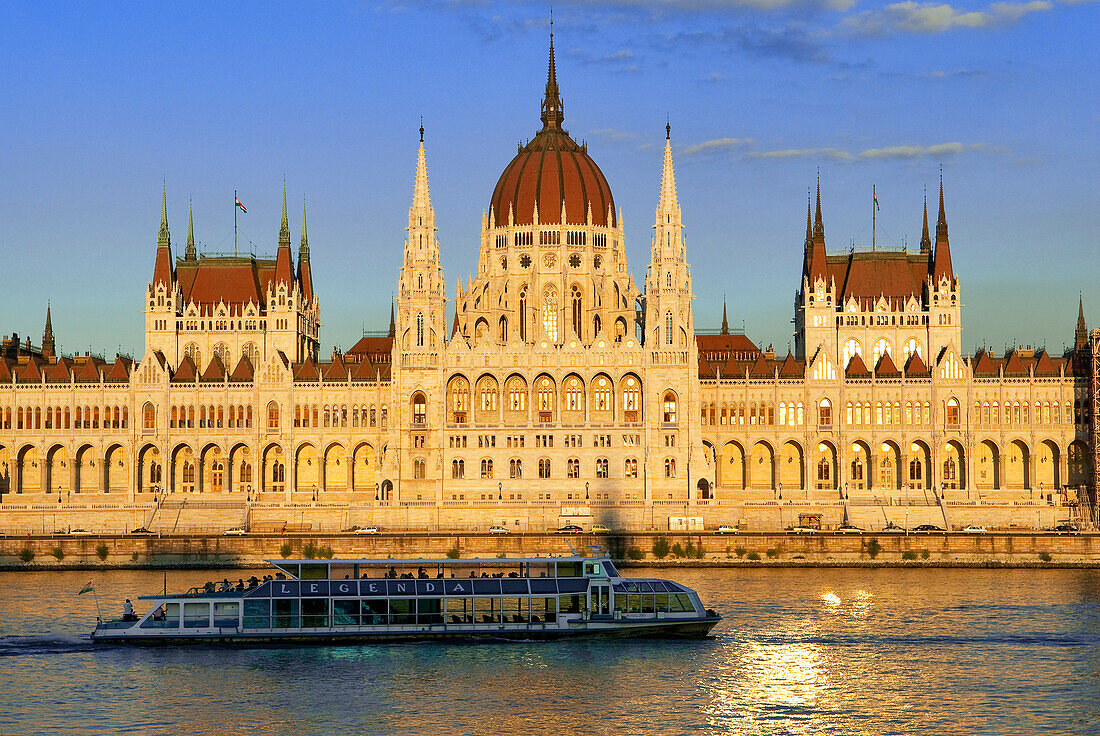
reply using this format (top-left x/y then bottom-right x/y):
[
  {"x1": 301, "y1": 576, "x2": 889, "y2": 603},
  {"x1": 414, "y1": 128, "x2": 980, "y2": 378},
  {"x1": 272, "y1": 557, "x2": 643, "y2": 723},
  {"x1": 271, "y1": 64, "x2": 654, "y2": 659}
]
[{"x1": 3, "y1": 530, "x2": 1100, "y2": 570}]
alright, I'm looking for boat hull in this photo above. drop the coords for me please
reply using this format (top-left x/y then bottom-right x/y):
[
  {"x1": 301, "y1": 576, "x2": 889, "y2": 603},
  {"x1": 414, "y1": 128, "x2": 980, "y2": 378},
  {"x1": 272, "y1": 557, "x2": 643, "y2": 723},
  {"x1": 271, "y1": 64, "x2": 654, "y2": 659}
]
[{"x1": 91, "y1": 616, "x2": 720, "y2": 646}]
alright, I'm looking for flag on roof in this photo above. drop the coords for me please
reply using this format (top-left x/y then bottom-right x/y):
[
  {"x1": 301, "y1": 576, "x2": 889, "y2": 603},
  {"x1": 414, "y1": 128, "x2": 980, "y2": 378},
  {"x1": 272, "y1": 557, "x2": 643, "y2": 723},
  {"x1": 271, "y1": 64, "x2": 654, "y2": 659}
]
[
  {"x1": 235, "y1": 196, "x2": 247, "y2": 213},
  {"x1": 78, "y1": 580, "x2": 94, "y2": 595}
]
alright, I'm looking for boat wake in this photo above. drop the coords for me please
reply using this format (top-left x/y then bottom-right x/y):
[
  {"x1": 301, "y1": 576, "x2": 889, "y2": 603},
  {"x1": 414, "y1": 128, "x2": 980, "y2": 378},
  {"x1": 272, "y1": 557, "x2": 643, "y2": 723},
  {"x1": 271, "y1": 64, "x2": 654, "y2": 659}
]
[{"x1": 0, "y1": 634, "x2": 96, "y2": 657}]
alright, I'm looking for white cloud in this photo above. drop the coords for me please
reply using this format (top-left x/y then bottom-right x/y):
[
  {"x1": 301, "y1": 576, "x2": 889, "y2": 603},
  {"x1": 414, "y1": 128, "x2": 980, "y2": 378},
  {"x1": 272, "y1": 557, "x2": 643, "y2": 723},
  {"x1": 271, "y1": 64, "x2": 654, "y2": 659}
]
[
  {"x1": 842, "y1": 1, "x2": 1052, "y2": 37},
  {"x1": 746, "y1": 147, "x2": 854, "y2": 160},
  {"x1": 745, "y1": 142, "x2": 997, "y2": 160},
  {"x1": 682, "y1": 136, "x2": 755, "y2": 155}
]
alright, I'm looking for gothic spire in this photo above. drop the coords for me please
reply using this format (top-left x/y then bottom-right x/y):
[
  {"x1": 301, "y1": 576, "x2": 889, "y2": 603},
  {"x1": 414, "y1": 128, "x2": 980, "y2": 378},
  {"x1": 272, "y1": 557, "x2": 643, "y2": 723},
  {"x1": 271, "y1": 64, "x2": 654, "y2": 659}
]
[
  {"x1": 153, "y1": 186, "x2": 174, "y2": 285},
  {"x1": 721, "y1": 298, "x2": 729, "y2": 336},
  {"x1": 185, "y1": 199, "x2": 196, "y2": 260},
  {"x1": 933, "y1": 171, "x2": 954, "y2": 282},
  {"x1": 936, "y1": 171, "x2": 949, "y2": 242},
  {"x1": 279, "y1": 182, "x2": 291, "y2": 248},
  {"x1": 540, "y1": 18, "x2": 564, "y2": 132},
  {"x1": 158, "y1": 185, "x2": 170, "y2": 248},
  {"x1": 1076, "y1": 295, "x2": 1088, "y2": 350},
  {"x1": 42, "y1": 303, "x2": 55, "y2": 359},
  {"x1": 412, "y1": 125, "x2": 432, "y2": 213},
  {"x1": 920, "y1": 190, "x2": 931, "y2": 255},
  {"x1": 804, "y1": 189, "x2": 813, "y2": 251},
  {"x1": 813, "y1": 172, "x2": 824, "y2": 240},
  {"x1": 388, "y1": 300, "x2": 396, "y2": 339},
  {"x1": 300, "y1": 200, "x2": 309, "y2": 258},
  {"x1": 656, "y1": 122, "x2": 679, "y2": 219}
]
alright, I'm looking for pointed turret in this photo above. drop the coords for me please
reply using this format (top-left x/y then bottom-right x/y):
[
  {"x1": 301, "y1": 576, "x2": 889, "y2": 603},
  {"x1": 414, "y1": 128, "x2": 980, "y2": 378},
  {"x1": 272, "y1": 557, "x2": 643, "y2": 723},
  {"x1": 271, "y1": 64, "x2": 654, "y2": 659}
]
[
  {"x1": 919, "y1": 191, "x2": 931, "y2": 255},
  {"x1": 721, "y1": 299, "x2": 729, "y2": 336},
  {"x1": 274, "y1": 184, "x2": 294, "y2": 287},
  {"x1": 540, "y1": 19, "x2": 564, "y2": 132},
  {"x1": 388, "y1": 301, "x2": 396, "y2": 339},
  {"x1": 807, "y1": 175, "x2": 828, "y2": 285},
  {"x1": 152, "y1": 186, "x2": 174, "y2": 285},
  {"x1": 297, "y1": 201, "x2": 313, "y2": 302},
  {"x1": 42, "y1": 303, "x2": 55, "y2": 359},
  {"x1": 185, "y1": 200, "x2": 197, "y2": 260},
  {"x1": 1076, "y1": 295, "x2": 1088, "y2": 350},
  {"x1": 932, "y1": 173, "x2": 954, "y2": 282},
  {"x1": 645, "y1": 122, "x2": 694, "y2": 349},
  {"x1": 656, "y1": 123, "x2": 680, "y2": 221}
]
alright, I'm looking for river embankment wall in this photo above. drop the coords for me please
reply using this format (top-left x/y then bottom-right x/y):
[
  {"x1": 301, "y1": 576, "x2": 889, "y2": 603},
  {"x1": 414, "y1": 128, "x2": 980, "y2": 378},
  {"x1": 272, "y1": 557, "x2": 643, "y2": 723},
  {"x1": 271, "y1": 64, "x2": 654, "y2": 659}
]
[{"x1": 3, "y1": 531, "x2": 1100, "y2": 570}]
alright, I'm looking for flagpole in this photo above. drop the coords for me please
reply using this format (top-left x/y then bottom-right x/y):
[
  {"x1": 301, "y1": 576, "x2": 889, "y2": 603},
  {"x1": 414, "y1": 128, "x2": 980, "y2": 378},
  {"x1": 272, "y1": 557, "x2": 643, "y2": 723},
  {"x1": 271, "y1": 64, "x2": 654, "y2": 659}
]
[
  {"x1": 91, "y1": 587, "x2": 102, "y2": 623},
  {"x1": 872, "y1": 184, "x2": 876, "y2": 251},
  {"x1": 234, "y1": 189, "x2": 238, "y2": 257}
]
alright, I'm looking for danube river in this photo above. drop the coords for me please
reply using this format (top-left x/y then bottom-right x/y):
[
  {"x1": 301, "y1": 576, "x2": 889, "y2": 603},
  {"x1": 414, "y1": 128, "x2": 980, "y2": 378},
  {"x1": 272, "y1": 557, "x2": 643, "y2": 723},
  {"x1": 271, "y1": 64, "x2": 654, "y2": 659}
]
[{"x1": 1, "y1": 567, "x2": 1098, "y2": 735}]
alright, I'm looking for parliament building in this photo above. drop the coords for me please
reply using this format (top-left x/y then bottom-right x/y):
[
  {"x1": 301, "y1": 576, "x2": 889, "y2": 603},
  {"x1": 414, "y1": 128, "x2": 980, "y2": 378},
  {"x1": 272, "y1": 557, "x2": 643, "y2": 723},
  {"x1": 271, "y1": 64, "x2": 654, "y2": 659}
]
[{"x1": 1, "y1": 37, "x2": 1097, "y2": 533}]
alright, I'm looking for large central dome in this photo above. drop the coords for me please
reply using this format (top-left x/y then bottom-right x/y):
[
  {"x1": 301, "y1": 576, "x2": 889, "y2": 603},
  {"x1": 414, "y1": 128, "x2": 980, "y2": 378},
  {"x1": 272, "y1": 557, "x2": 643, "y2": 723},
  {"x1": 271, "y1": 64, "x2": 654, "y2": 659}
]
[{"x1": 488, "y1": 34, "x2": 616, "y2": 228}]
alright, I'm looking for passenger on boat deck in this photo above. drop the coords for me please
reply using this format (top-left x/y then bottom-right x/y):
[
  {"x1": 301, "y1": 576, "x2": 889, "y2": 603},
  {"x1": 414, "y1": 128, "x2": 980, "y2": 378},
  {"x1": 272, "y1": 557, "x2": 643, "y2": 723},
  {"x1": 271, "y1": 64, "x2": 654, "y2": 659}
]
[
  {"x1": 417, "y1": 566, "x2": 428, "y2": 579},
  {"x1": 235, "y1": 579, "x2": 245, "y2": 591},
  {"x1": 480, "y1": 572, "x2": 489, "y2": 578},
  {"x1": 508, "y1": 573, "x2": 518, "y2": 578},
  {"x1": 386, "y1": 566, "x2": 398, "y2": 579},
  {"x1": 152, "y1": 605, "x2": 165, "y2": 621},
  {"x1": 436, "y1": 572, "x2": 444, "y2": 579},
  {"x1": 122, "y1": 599, "x2": 136, "y2": 621},
  {"x1": 248, "y1": 576, "x2": 259, "y2": 588},
  {"x1": 469, "y1": 571, "x2": 476, "y2": 578},
  {"x1": 219, "y1": 579, "x2": 232, "y2": 592},
  {"x1": 203, "y1": 581, "x2": 215, "y2": 593},
  {"x1": 275, "y1": 573, "x2": 286, "y2": 580}
]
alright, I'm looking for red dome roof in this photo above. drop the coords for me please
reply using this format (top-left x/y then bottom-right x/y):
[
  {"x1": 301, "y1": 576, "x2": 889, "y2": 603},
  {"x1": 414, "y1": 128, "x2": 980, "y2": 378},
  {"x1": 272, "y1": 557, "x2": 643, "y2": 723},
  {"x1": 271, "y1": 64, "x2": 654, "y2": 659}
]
[
  {"x1": 490, "y1": 130, "x2": 615, "y2": 228},
  {"x1": 488, "y1": 32, "x2": 616, "y2": 229}
]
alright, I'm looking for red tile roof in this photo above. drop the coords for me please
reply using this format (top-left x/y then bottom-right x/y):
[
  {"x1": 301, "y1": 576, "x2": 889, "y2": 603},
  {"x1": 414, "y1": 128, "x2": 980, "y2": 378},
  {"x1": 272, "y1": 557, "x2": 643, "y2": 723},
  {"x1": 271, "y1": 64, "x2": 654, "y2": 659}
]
[
  {"x1": 779, "y1": 352, "x2": 803, "y2": 378},
  {"x1": 229, "y1": 355, "x2": 254, "y2": 382},
  {"x1": 696, "y1": 333, "x2": 761, "y2": 360},
  {"x1": 1003, "y1": 350, "x2": 1028, "y2": 377},
  {"x1": 346, "y1": 336, "x2": 393, "y2": 363},
  {"x1": 16, "y1": 359, "x2": 43, "y2": 383},
  {"x1": 749, "y1": 354, "x2": 772, "y2": 378},
  {"x1": 1033, "y1": 350, "x2": 1058, "y2": 376},
  {"x1": 845, "y1": 353, "x2": 870, "y2": 377},
  {"x1": 201, "y1": 356, "x2": 226, "y2": 382},
  {"x1": 972, "y1": 350, "x2": 997, "y2": 377},
  {"x1": 904, "y1": 352, "x2": 928, "y2": 375},
  {"x1": 698, "y1": 354, "x2": 716, "y2": 379},
  {"x1": 74, "y1": 358, "x2": 104, "y2": 382},
  {"x1": 0, "y1": 359, "x2": 12, "y2": 382},
  {"x1": 294, "y1": 358, "x2": 319, "y2": 382},
  {"x1": 175, "y1": 257, "x2": 277, "y2": 309},
  {"x1": 720, "y1": 354, "x2": 744, "y2": 378},
  {"x1": 828, "y1": 251, "x2": 929, "y2": 309},
  {"x1": 351, "y1": 357, "x2": 376, "y2": 380},
  {"x1": 875, "y1": 351, "x2": 899, "y2": 376},
  {"x1": 105, "y1": 357, "x2": 132, "y2": 382},
  {"x1": 45, "y1": 359, "x2": 72, "y2": 383},
  {"x1": 323, "y1": 355, "x2": 348, "y2": 381},
  {"x1": 171, "y1": 355, "x2": 197, "y2": 382}
]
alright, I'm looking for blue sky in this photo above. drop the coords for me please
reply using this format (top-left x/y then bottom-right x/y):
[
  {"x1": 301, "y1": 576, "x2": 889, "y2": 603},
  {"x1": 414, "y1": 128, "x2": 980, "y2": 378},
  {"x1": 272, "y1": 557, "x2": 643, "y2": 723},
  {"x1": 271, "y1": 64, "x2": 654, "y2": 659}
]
[{"x1": 2, "y1": 0, "x2": 1098, "y2": 358}]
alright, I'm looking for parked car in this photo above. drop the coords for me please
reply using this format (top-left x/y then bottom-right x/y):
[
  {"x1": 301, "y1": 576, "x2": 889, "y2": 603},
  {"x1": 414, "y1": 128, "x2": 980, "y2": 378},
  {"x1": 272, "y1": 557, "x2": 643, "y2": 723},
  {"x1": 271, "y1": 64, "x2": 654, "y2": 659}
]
[
  {"x1": 223, "y1": 527, "x2": 248, "y2": 536},
  {"x1": 913, "y1": 524, "x2": 945, "y2": 533},
  {"x1": 715, "y1": 525, "x2": 739, "y2": 534},
  {"x1": 67, "y1": 528, "x2": 93, "y2": 536},
  {"x1": 130, "y1": 527, "x2": 154, "y2": 535},
  {"x1": 353, "y1": 526, "x2": 381, "y2": 535},
  {"x1": 556, "y1": 524, "x2": 583, "y2": 534},
  {"x1": 590, "y1": 524, "x2": 611, "y2": 533},
  {"x1": 835, "y1": 525, "x2": 864, "y2": 533},
  {"x1": 787, "y1": 526, "x2": 818, "y2": 534},
  {"x1": 488, "y1": 525, "x2": 509, "y2": 534},
  {"x1": 1052, "y1": 524, "x2": 1080, "y2": 534},
  {"x1": 961, "y1": 525, "x2": 988, "y2": 533}
]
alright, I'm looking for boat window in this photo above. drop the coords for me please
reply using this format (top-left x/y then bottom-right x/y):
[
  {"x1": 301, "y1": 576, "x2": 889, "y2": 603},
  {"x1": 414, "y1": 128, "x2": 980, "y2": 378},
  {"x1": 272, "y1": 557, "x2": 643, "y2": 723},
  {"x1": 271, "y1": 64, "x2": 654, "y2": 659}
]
[
  {"x1": 655, "y1": 594, "x2": 669, "y2": 612},
  {"x1": 473, "y1": 597, "x2": 501, "y2": 624},
  {"x1": 417, "y1": 598, "x2": 444, "y2": 625},
  {"x1": 472, "y1": 578, "x2": 502, "y2": 596},
  {"x1": 529, "y1": 578, "x2": 557, "y2": 595},
  {"x1": 583, "y1": 562, "x2": 602, "y2": 577},
  {"x1": 501, "y1": 578, "x2": 529, "y2": 595},
  {"x1": 500, "y1": 597, "x2": 527, "y2": 623},
  {"x1": 390, "y1": 599, "x2": 415, "y2": 625},
  {"x1": 558, "y1": 594, "x2": 583, "y2": 614},
  {"x1": 528, "y1": 562, "x2": 553, "y2": 578},
  {"x1": 532, "y1": 596, "x2": 557, "y2": 624},
  {"x1": 273, "y1": 598, "x2": 299, "y2": 628},
  {"x1": 275, "y1": 564, "x2": 299, "y2": 579},
  {"x1": 330, "y1": 564, "x2": 356, "y2": 581},
  {"x1": 556, "y1": 561, "x2": 582, "y2": 578},
  {"x1": 302, "y1": 599, "x2": 329, "y2": 627},
  {"x1": 213, "y1": 602, "x2": 240, "y2": 628},
  {"x1": 670, "y1": 594, "x2": 694, "y2": 613},
  {"x1": 445, "y1": 597, "x2": 472, "y2": 624},
  {"x1": 556, "y1": 578, "x2": 588, "y2": 594},
  {"x1": 361, "y1": 599, "x2": 388, "y2": 625},
  {"x1": 243, "y1": 599, "x2": 270, "y2": 629},
  {"x1": 627, "y1": 595, "x2": 641, "y2": 614},
  {"x1": 640, "y1": 595, "x2": 656, "y2": 614},
  {"x1": 333, "y1": 599, "x2": 359, "y2": 626},
  {"x1": 300, "y1": 564, "x2": 328, "y2": 580},
  {"x1": 140, "y1": 602, "x2": 180, "y2": 629},
  {"x1": 602, "y1": 562, "x2": 619, "y2": 578},
  {"x1": 183, "y1": 602, "x2": 210, "y2": 628}
]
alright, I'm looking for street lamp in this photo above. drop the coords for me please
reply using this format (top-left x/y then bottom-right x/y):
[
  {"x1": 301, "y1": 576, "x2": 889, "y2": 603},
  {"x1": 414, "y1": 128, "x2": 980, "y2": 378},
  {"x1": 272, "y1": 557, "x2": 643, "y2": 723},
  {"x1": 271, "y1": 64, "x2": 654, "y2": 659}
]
[
  {"x1": 375, "y1": 482, "x2": 380, "y2": 502},
  {"x1": 246, "y1": 484, "x2": 252, "y2": 502},
  {"x1": 778, "y1": 482, "x2": 782, "y2": 501},
  {"x1": 58, "y1": 485, "x2": 62, "y2": 504},
  {"x1": 312, "y1": 484, "x2": 317, "y2": 504},
  {"x1": 844, "y1": 482, "x2": 849, "y2": 500},
  {"x1": 498, "y1": 482, "x2": 502, "y2": 501},
  {"x1": 585, "y1": 482, "x2": 590, "y2": 501}
]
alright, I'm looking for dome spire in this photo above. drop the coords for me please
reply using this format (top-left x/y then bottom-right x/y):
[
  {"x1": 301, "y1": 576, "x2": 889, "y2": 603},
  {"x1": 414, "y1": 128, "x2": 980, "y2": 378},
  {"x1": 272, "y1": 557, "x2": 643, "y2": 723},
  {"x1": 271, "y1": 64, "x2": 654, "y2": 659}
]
[{"x1": 540, "y1": 13, "x2": 564, "y2": 131}]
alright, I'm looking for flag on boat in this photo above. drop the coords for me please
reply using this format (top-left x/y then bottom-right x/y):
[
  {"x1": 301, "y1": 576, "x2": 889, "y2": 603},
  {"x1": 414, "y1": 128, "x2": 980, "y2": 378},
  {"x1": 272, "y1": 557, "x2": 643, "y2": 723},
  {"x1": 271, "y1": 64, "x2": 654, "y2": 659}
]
[
  {"x1": 235, "y1": 196, "x2": 247, "y2": 213},
  {"x1": 78, "y1": 580, "x2": 94, "y2": 595}
]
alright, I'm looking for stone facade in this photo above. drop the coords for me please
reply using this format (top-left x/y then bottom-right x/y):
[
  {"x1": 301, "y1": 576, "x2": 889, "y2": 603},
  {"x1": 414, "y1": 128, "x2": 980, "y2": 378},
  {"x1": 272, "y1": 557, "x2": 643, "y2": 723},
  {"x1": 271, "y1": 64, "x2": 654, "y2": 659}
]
[{"x1": 0, "y1": 39, "x2": 1094, "y2": 531}]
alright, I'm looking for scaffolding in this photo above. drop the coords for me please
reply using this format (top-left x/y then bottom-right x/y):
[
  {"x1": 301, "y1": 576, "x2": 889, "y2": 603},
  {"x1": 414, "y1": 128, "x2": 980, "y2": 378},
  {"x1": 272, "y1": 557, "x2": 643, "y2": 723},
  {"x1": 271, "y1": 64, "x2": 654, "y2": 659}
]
[{"x1": 1090, "y1": 329, "x2": 1100, "y2": 527}]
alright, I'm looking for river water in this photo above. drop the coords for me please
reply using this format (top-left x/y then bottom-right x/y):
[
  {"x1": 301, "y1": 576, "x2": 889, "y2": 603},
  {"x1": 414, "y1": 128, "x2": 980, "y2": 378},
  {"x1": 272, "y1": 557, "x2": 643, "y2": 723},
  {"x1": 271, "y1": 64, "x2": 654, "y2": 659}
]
[{"x1": 0, "y1": 567, "x2": 1098, "y2": 735}]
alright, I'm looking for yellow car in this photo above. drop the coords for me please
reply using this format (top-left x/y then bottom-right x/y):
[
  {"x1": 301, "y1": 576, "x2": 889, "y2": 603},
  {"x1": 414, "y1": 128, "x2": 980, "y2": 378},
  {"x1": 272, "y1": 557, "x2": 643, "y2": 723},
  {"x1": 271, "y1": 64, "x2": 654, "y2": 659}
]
[{"x1": 590, "y1": 524, "x2": 612, "y2": 533}]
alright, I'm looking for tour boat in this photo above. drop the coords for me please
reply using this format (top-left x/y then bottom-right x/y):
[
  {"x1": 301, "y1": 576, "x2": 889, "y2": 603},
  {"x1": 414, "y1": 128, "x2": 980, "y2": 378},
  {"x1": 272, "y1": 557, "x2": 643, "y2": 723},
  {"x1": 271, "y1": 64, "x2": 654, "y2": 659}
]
[{"x1": 90, "y1": 556, "x2": 721, "y2": 644}]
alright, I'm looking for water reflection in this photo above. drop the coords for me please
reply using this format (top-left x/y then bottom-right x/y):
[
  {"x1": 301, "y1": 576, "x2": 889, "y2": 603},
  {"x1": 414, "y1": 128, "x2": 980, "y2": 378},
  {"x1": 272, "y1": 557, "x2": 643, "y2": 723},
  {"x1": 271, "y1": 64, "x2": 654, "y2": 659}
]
[{"x1": 1, "y1": 568, "x2": 1099, "y2": 735}]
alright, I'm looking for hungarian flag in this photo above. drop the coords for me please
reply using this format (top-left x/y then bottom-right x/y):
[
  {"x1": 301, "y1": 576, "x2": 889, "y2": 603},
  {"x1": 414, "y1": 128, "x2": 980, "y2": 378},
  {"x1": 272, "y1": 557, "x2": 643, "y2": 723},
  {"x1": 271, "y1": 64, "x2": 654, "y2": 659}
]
[
  {"x1": 77, "y1": 580, "x2": 94, "y2": 595},
  {"x1": 235, "y1": 196, "x2": 247, "y2": 213},
  {"x1": 873, "y1": 190, "x2": 880, "y2": 211}
]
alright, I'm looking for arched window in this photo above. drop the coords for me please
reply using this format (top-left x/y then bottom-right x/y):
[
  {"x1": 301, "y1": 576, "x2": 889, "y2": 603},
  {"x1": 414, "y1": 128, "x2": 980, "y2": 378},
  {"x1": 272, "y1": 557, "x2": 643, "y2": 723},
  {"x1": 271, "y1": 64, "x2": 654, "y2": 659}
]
[
  {"x1": 596, "y1": 457, "x2": 609, "y2": 478},
  {"x1": 143, "y1": 403, "x2": 156, "y2": 431},
  {"x1": 542, "y1": 286, "x2": 558, "y2": 342},
  {"x1": 243, "y1": 342, "x2": 259, "y2": 365},
  {"x1": 481, "y1": 459, "x2": 493, "y2": 479},
  {"x1": 565, "y1": 378, "x2": 583, "y2": 411},
  {"x1": 519, "y1": 289, "x2": 527, "y2": 341},
  {"x1": 943, "y1": 458, "x2": 957, "y2": 482},
  {"x1": 664, "y1": 458, "x2": 676, "y2": 478},
  {"x1": 903, "y1": 338, "x2": 921, "y2": 360},
  {"x1": 567, "y1": 458, "x2": 580, "y2": 478},
  {"x1": 451, "y1": 459, "x2": 465, "y2": 479},
  {"x1": 624, "y1": 458, "x2": 638, "y2": 478},
  {"x1": 663, "y1": 392, "x2": 677, "y2": 424},
  {"x1": 184, "y1": 342, "x2": 201, "y2": 368},
  {"x1": 536, "y1": 377, "x2": 554, "y2": 414},
  {"x1": 412, "y1": 393, "x2": 427, "y2": 425},
  {"x1": 266, "y1": 401, "x2": 280, "y2": 430},
  {"x1": 571, "y1": 285, "x2": 582, "y2": 338},
  {"x1": 909, "y1": 458, "x2": 923, "y2": 483},
  {"x1": 509, "y1": 458, "x2": 522, "y2": 479},
  {"x1": 413, "y1": 458, "x2": 426, "y2": 479},
  {"x1": 622, "y1": 377, "x2": 640, "y2": 415},
  {"x1": 817, "y1": 457, "x2": 831, "y2": 485},
  {"x1": 538, "y1": 458, "x2": 551, "y2": 479},
  {"x1": 818, "y1": 398, "x2": 832, "y2": 427},
  {"x1": 499, "y1": 316, "x2": 508, "y2": 342},
  {"x1": 594, "y1": 377, "x2": 612, "y2": 411},
  {"x1": 665, "y1": 311, "x2": 673, "y2": 345},
  {"x1": 665, "y1": 271, "x2": 672, "y2": 288},
  {"x1": 416, "y1": 313, "x2": 424, "y2": 347},
  {"x1": 946, "y1": 398, "x2": 960, "y2": 427}
]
